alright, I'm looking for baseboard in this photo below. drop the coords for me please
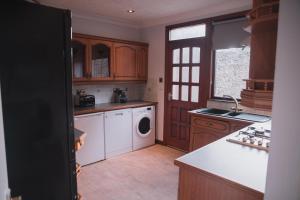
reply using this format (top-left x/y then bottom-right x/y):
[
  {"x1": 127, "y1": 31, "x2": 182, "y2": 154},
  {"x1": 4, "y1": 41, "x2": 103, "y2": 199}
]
[{"x1": 155, "y1": 139, "x2": 165, "y2": 145}]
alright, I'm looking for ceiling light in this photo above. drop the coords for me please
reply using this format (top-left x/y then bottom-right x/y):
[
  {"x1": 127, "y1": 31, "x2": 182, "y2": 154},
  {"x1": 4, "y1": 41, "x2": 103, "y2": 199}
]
[{"x1": 127, "y1": 9, "x2": 135, "y2": 13}]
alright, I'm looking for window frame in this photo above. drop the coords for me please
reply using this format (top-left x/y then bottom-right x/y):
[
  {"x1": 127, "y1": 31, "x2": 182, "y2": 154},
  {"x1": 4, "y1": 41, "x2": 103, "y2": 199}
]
[{"x1": 211, "y1": 15, "x2": 250, "y2": 101}]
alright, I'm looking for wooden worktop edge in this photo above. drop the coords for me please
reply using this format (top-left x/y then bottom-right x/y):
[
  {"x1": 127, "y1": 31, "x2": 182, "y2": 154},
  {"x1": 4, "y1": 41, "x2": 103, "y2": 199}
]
[
  {"x1": 74, "y1": 101, "x2": 157, "y2": 116},
  {"x1": 174, "y1": 159, "x2": 264, "y2": 196}
]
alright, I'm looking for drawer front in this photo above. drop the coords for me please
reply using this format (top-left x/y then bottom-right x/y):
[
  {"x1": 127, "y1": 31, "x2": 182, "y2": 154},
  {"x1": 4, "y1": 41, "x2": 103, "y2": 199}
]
[{"x1": 191, "y1": 116, "x2": 230, "y2": 133}]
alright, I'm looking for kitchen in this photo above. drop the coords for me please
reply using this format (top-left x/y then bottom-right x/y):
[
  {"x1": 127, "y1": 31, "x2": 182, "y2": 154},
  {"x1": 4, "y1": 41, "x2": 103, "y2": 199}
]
[{"x1": 0, "y1": 0, "x2": 300, "y2": 200}]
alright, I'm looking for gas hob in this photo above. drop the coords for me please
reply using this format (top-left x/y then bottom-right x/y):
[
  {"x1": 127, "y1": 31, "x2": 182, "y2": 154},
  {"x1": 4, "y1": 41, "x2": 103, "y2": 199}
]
[{"x1": 227, "y1": 126, "x2": 271, "y2": 152}]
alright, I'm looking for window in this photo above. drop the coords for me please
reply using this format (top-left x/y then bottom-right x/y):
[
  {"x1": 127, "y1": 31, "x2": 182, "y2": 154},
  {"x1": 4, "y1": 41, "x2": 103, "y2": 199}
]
[
  {"x1": 169, "y1": 24, "x2": 206, "y2": 41},
  {"x1": 214, "y1": 47, "x2": 250, "y2": 99},
  {"x1": 212, "y1": 17, "x2": 250, "y2": 99}
]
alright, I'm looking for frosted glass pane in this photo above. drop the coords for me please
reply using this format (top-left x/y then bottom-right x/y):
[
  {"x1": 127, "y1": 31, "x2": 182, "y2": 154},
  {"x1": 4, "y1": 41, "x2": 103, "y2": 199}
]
[
  {"x1": 172, "y1": 67, "x2": 179, "y2": 82},
  {"x1": 181, "y1": 67, "x2": 189, "y2": 83},
  {"x1": 173, "y1": 49, "x2": 180, "y2": 64},
  {"x1": 191, "y1": 86, "x2": 199, "y2": 103},
  {"x1": 172, "y1": 85, "x2": 179, "y2": 100},
  {"x1": 214, "y1": 47, "x2": 250, "y2": 99},
  {"x1": 169, "y1": 24, "x2": 206, "y2": 41},
  {"x1": 182, "y1": 47, "x2": 190, "y2": 64},
  {"x1": 192, "y1": 66, "x2": 200, "y2": 83},
  {"x1": 192, "y1": 47, "x2": 201, "y2": 63},
  {"x1": 181, "y1": 85, "x2": 189, "y2": 101}
]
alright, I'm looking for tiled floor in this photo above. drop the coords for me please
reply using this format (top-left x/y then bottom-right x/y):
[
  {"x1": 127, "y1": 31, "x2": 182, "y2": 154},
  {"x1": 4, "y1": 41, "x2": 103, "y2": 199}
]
[{"x1": 78, "y1": 144, "x2": 185, "y2": 200}]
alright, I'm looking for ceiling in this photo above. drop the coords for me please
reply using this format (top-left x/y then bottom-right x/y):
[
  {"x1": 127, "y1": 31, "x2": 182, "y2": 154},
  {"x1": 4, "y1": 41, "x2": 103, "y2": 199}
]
[{"x1": 38, "y1": 0, "x2": 252, "y2": 27}]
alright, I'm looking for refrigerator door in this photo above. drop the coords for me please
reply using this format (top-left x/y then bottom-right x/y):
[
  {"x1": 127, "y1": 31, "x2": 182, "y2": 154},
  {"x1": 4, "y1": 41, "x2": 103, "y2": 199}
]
[{"x1": 0, "y1": 2, "x2": 77, "y2": 200}]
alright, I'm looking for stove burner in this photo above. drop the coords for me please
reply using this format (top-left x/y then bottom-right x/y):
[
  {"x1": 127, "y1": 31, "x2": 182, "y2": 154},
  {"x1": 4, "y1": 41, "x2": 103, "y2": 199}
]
[
  {"x1": 239, "y1": 126, "x2": 271, "y2": 139},
  {"x1": 227, "y1": 126, "x2": 271, "y2": 152}
]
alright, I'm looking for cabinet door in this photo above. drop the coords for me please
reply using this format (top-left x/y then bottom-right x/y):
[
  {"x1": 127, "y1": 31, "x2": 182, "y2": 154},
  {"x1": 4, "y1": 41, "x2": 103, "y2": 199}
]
[
  {"x1": 74, "y1": 113, "x2": 105, "y2": 166},
  {"x1": 72, "y1": 37, "x2": 89, "y2": 81},
  {"x1": 190, "y1": 130, "x2": 220, "y2": 151},
  {"x1": 90, "y1": 39, "x2": 113, "y2": 80},
  {"x1": 230, "y1": 120, "x2": 252, "y2": 132},
  {"x1": 113, "y1": 43, "x2": 138, "y2": 80},
  {"x1": 137, "y1": 46, "x2": 148, "y2": 80}
]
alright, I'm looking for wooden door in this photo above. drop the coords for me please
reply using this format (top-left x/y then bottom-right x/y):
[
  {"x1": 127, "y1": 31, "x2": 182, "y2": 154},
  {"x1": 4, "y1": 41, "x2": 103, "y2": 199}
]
[
  {"x1": 164, "y1": 37, "x2": 211, "y2": 151},
  {"x1": 137, "y1": 46, "x2": 148, "y2": 80},
  {"x1": 72, "y1": 37, "x2": 89, "y2": 81},
  {"x1": 113, "y1": 43, "x2": 138, "y2": 80}
]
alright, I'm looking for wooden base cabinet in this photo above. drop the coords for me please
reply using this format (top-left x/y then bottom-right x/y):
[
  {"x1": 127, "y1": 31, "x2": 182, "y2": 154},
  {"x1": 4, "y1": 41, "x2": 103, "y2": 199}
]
[
  {"x1": 189, "y1": 114, "x2": 251, "y2": 151},
  {"x1": 177, "y1": 167, "x2": 263, "y2": 200}
]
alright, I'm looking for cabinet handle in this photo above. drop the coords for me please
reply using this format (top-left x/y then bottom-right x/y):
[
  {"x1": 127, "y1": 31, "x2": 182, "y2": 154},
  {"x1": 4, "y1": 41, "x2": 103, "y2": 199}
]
[{"x1": 115, "y1": 113, "x2": 123, "y2": 116}]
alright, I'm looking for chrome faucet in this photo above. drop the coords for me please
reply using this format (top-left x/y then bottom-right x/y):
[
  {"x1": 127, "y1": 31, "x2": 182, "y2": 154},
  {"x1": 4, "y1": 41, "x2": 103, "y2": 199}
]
[{"x1": 223, "y1": 95, "x2": 241, "y2": 113}]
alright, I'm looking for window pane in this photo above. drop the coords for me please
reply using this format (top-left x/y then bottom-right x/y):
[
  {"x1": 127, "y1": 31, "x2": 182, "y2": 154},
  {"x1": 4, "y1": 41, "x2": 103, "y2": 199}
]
[
  {"x1": 173, "y1": 49, "x2": 180, "y2": 64},
  {"x1": 181, "y1": 85, "x2": 189, "y2": 101},
  {"x1": 192, "y1": 47, "x2": 201, "y2": 63},
  {"x1": 181, "y1": 66, "x2": 189, "y2": 83},
  {"x1": 214, "y1": 47, "x2": 250, "y2": 99},
  {"x1": 192, "y1": 66, "x2": 200, "y2": 83},
  {"x1": 172, "y1": 67, "x2": 179, "y2": 82},
  {"x1": 169, "y1": 24, "x2": 206, "y2": 41},
  {"x1": 172, "y1": 85, "x2": 179, "y2": 100},
  {"x1": 191, "y1": 86, "x2": 199, "y2": 103},
  {"x1": 182, "y1": 47, "x2": 190, "y2": 64}
]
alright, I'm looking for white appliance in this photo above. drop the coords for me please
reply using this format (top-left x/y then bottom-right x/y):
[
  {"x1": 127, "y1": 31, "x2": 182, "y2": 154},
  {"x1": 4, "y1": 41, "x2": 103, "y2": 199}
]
[
  {"x1": 132, "y1": 106, "x2": 155, "y2": 150},
  {"x1": 74, "y1": 112, "x2": 105, "y2": 166},
  {"x1": 105, "y1": 109, "x2": 133, "y2": 158}
]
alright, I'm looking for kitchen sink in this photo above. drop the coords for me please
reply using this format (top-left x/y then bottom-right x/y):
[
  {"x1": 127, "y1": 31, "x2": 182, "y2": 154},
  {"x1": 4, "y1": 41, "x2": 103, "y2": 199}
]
[
  {"x1": 196, "y1": 108, "x2": 230, "y2": 115},
  {"x1": 195, "y1": 108, "x2": 271, "y2": 123},
  {"x1": 226, "y1": 112, "x2": 241, "y2": 117}
]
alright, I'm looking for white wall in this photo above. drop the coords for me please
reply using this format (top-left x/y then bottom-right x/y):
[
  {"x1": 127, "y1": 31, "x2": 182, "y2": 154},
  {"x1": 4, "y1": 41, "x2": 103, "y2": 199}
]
[
  {"x1": 0, "y1": 85, "x2": 9, "y2": 200},
  {"x1": 264, "y1": 1, "x2": 300, "y2": 199},
  {"x1": 141, "y1": 25, "x2": 166, "y2": 141},
  {"x1": 72, "y1": 14, "x2": 141, "y2": 41}
]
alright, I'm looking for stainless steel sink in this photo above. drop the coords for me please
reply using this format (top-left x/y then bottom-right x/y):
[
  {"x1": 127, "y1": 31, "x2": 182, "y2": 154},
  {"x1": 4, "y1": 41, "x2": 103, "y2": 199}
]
[
  {"x1": 195, "y1": 108, "x2": 271, "y2": 123},
  {"x1": 226, "y1": 112, "x2": 241, "y2": 117},
  {"x1": 196, "y1": 108, "x2": 230, "y2": 115}
]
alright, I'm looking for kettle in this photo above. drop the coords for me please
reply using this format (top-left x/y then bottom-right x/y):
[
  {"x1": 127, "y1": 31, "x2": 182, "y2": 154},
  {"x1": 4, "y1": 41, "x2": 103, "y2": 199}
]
[{"x1": 113, "y1": 88, "x2": 128, "y2": 103}]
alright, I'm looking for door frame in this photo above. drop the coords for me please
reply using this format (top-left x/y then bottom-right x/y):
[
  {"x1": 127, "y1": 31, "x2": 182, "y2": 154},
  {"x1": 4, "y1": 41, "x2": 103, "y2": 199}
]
[{"x1": 163, "y1": 10, "x2": 249, "y2": 148}]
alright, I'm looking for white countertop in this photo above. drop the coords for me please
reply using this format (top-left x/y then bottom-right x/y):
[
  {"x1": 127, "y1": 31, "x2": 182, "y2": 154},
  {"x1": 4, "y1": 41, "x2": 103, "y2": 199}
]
[{"x1": 175, "y1": 121, "x2": 271, "y2": 194}]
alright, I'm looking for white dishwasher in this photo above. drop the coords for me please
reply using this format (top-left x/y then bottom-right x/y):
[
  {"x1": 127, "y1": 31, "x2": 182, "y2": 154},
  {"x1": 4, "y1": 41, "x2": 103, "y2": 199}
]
[
  {"x1": 74, "y1": 112, "x2": 105, "y2": 166},
  {"x1": 105, "y1": 109, "x2": 133, "y2": 158}
]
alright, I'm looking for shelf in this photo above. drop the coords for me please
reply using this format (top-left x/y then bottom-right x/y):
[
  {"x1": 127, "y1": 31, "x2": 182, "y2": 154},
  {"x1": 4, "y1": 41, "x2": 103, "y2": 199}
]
[{"x1": 245, "y1": 1, "x2": 279, "y2": 32}]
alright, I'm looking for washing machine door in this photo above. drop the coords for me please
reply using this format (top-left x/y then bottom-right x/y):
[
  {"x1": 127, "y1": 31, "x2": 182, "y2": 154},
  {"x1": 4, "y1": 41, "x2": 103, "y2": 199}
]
[{"x1": 136, "y1": 113, "x2": 152, "y2": 137}]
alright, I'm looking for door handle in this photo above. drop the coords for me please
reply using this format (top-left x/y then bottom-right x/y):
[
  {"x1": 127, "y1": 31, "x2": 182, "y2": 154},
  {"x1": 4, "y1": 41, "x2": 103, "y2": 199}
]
[{"x1": 168, "y1": 92, "x2": 172, "y2": 101}]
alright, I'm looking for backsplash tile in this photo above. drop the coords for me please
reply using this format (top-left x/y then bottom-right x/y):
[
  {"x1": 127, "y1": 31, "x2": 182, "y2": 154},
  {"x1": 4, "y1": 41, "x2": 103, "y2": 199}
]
[{"x1": 73, "y1": 83, "x2": 146, "y2": 104}]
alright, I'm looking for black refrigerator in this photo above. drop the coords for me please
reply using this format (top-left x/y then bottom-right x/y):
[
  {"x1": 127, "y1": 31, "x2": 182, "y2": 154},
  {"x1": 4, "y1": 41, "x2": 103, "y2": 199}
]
[{"x1": 0, "y1": 2, "x2": 77, "y2": 200}]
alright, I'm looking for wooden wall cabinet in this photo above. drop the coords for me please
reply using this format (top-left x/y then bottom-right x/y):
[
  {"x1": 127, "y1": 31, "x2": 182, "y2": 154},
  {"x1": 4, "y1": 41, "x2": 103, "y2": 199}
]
[
  {"x1": 189, "y1": 114, "x2": 251, "y2": 151},
  {"x1": 72, "y1": 37, "x2": 89, "y2": 81},
  {"x1": 113, "y1": 43, "x2": 138, "y2": 80},
  {"x1": 72, "y1": 33, "x2": 148, "y2": 84},
  {"x1": 137, "y1": 46, "x2": 148, "y2": 80}
]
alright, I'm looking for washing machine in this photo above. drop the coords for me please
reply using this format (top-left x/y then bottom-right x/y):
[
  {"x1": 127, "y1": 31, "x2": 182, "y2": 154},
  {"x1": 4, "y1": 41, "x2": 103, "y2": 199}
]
[{"x1": 132, "y1": 106, "x2": 155, "y2": 150}]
